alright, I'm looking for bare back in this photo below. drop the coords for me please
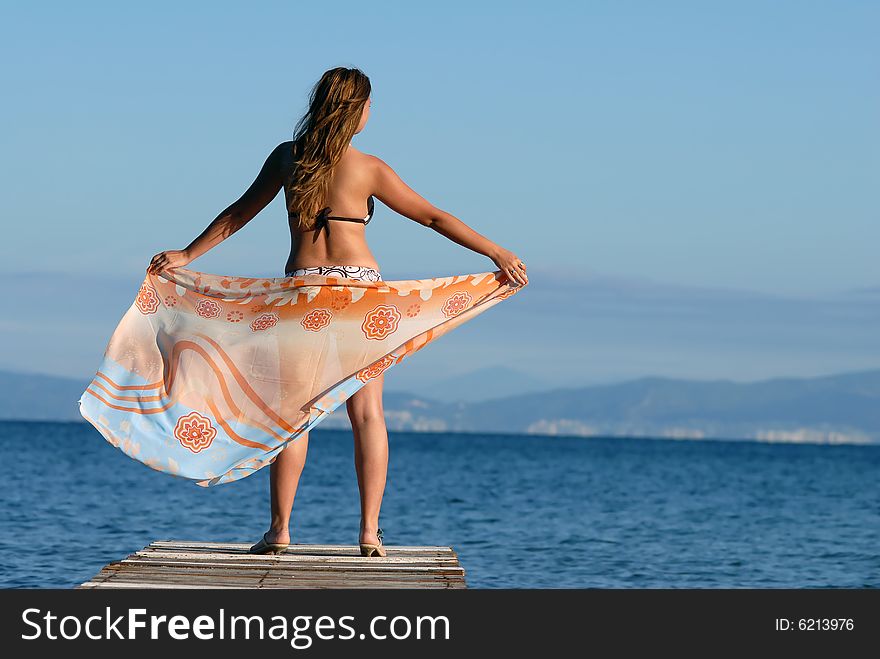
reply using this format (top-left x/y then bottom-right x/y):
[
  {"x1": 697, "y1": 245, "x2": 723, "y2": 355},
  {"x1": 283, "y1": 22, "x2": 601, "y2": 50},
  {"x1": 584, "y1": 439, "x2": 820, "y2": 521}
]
[{"x1": 281, "y1": 141, "x2": 381, "y2": 273}]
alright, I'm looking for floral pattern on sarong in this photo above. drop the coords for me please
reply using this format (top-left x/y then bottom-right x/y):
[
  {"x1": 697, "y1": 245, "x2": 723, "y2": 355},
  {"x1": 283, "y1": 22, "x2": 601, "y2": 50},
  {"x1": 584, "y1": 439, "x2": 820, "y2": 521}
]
[
  {"x1": 356, "y1": 355, "x2": 395, "y2": 383},
  {"x1": 196, "y1": 299, "x2": 222, "y2": 319},
  {"x1": 251, "y1": 312, "x2": 279, "y2": 332},
  {"x1": 136, "y1": 284, "x2": 160, "y2": 314},
  {"x1": 329, "y1": 290, "x2": 351, "y2": 310},
  {"x1": 361, "y1": 304, "x2": 401, "y2": 340},
  {"x1": 442, "y1": 291, "x2": 473, "y2": 317},
  {"x1": 301, "y1": 308, "x2": 332, "y2": 332},
  {"x1": 174, "y1": 411, "x2": 217, "y2": 453}
]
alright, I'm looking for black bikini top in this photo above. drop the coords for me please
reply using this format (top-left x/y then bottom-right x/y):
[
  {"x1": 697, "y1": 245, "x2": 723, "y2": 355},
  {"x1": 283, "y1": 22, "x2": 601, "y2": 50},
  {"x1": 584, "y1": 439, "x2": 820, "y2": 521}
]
[{"x1": 289, "y1": 196, "x2": 375, "y2": 236}]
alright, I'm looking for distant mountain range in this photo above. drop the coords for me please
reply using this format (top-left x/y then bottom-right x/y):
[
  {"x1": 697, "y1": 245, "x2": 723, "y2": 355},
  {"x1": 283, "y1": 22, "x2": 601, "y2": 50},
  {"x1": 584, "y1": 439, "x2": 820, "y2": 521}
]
[
  {"x1": 388, "y1": 365, "x2": 555, "y2": 402},
  {"x1": 1, "y1": 367, "x2": 878, "y2": 445}
]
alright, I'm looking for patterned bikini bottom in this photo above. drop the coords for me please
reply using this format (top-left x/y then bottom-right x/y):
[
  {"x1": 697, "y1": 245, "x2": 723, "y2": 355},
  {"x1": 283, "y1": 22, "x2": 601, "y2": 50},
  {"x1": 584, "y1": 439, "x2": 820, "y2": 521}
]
[{"x1": 285, "y1": 264, "x2": 383, "y2": 282}]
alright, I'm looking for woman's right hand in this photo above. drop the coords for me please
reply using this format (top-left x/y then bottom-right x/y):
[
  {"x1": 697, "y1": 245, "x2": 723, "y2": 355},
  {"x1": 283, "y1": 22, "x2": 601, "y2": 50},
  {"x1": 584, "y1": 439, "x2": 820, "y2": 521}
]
[
  {"x1": 491, "y1": 247, "x2": 528, "y2": 286},
  {"x1": 147, "y1": 249, "x2": 192, "y2": 275}
]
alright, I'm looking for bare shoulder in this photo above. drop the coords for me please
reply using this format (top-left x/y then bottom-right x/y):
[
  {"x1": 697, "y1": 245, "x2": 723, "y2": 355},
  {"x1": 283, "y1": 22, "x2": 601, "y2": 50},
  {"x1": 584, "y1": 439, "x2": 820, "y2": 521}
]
[
  {"x1": 356, "y1": 152, "x2": 436, "y2": 225},
  {"x1": 357, "y1": 151, "x2": 394, "y2": 179},
  {"x1": 274, "y1": 140, "x2": 296, "y2": 174},
  {"x1": 342, "y1": 149, "x2": 391, "y2": 188},
  {"x1": 359, "y1": 151, "x2": 387, "y2": 167},
  {"x1": 275, "y1": 140, "x2": 296, "y2": 159},
  {"x1": 345, "y1": 146, "x2": 379, "y2": 164}
]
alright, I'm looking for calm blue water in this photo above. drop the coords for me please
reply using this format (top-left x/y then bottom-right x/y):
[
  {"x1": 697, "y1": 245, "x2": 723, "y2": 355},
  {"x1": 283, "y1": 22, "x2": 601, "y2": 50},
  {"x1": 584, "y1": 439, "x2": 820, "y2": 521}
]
[{"x1": 1, "y1": 420, "x2": 877, "y2": 588}]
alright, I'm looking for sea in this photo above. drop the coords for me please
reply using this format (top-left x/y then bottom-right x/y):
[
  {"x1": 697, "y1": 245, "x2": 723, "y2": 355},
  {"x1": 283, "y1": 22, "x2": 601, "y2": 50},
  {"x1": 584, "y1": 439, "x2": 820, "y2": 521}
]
[{"x1": 1, "y1": 420, "x2": 877, "y2": 588}]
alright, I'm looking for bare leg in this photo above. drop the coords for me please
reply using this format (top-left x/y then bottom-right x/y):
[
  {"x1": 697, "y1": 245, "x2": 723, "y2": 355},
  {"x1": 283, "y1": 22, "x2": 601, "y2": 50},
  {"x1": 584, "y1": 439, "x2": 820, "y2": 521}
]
[
  {"x1": 346, "y1": 372, "x2": 388, "y2": 546},
  {"x1": 264, "y1": 431, "x2": 309, "y2": 544}
]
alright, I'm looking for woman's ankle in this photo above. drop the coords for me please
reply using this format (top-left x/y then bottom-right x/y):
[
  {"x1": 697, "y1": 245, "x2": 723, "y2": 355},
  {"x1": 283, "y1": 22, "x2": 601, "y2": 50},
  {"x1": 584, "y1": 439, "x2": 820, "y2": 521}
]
[{"x1": 270, "y1": 520, "x2": 289, "y2": 534}]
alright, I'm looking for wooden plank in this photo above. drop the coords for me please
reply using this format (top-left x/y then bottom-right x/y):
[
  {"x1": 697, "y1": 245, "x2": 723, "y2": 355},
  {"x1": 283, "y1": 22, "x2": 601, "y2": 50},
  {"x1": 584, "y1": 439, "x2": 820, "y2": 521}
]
[
  {"x1": 142, "y1": 548, "x2": 456, "y2": 556},
  {"x1": 80, "y1": 581, "x2": 466, "y2": 590},
  {"x1": 83, "y1": 572, "x2": 464, "y2": 585},
  {"x1": 119, "y1": 563, "x2": 464, "y2": 577},
  {"x1": 82, "y1": 573, "x2": 464, "y2": 588},
  {"x1": 80, "y1": 566, "x2": 466, "y2": 587},
  {"x1": 149, "y1": 540, "x2": 454, "y2": 552},
  {"x1": 89, "y1": 572, "x2": 460, "y2": 584},
  {"x1": 89, "y1": 563, "x2": 465, "y2": 580},
  {"x1": 120, "y1": 556, "x2": 463, "y2": 572},
  {"x1": 85, "y1": 573, "x2": 464, "y2": 588},
  {"x1": 133, "y1": 551, "x2": 458, "y2": 565},
  {"x1": 78, "y1": 540, "x2": 468, "y2": 589}
]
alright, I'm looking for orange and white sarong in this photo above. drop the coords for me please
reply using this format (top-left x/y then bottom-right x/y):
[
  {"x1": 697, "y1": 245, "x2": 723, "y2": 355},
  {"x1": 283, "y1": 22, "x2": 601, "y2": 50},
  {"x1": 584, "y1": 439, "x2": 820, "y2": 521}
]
[{"x1": 78, "y1": 266, "x2": 525, "y2": 486}]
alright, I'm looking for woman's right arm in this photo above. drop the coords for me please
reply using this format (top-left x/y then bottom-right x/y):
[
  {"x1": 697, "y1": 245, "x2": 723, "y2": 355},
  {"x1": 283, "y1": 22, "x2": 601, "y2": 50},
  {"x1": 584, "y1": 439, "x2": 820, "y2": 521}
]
[{"x1": 371, "y1": 156, "x2": 528, "y2": 286}]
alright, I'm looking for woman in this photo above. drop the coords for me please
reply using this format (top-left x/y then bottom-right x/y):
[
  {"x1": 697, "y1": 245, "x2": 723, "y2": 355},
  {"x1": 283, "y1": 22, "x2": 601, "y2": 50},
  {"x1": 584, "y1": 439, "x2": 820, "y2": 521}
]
[{"x1": 145, "y1": 67, "x2": 528, "y2": 557}]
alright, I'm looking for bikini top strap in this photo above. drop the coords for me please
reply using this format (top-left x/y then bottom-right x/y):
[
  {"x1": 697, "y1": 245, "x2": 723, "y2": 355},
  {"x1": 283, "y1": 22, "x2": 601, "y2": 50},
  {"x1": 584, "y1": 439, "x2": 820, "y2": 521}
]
[
  {"x1": 323, "y1": 195, "x2": 374, "y2": 222},
  {"x1": 292, "y1": 196, "x2": 375, "y2": 235},
  {"x1": 315, "y1": 196, "x2": 375, "y2": 235}
]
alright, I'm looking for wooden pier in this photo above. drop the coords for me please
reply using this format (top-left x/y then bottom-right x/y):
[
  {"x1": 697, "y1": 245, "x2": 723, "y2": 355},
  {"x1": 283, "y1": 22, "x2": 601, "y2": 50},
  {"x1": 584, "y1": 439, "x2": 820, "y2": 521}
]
[{"x1": 78, "y1": 540, "x2": 467, "y2": 589}]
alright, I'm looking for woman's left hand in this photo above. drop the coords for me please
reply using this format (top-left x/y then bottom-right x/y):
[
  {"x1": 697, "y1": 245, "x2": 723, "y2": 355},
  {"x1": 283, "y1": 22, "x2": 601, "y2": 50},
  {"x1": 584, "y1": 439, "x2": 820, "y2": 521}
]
[{"x1": 147, "y1": 249, "x2": 192, "y2": 275}]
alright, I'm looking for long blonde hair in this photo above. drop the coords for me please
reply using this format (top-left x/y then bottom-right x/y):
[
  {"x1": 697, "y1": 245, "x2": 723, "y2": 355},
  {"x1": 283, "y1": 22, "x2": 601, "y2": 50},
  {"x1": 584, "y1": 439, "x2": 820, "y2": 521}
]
[{"x1": 286, "y1": 67, "x2": 372, "y2": 230}]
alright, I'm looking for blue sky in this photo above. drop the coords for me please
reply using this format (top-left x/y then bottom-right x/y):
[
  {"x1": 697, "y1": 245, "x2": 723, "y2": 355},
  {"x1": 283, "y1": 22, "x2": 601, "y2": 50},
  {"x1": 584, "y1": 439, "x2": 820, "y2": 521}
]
[{"x1": 1, "y1": 1, "x2": 877, "y2": 387}]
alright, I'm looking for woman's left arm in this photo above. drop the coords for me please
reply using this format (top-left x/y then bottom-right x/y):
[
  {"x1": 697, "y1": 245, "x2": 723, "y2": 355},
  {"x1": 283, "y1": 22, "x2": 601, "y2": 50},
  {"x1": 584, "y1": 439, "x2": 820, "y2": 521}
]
[{"x1": 147, "y1": 142, "x2": 287, "y2": 274}]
